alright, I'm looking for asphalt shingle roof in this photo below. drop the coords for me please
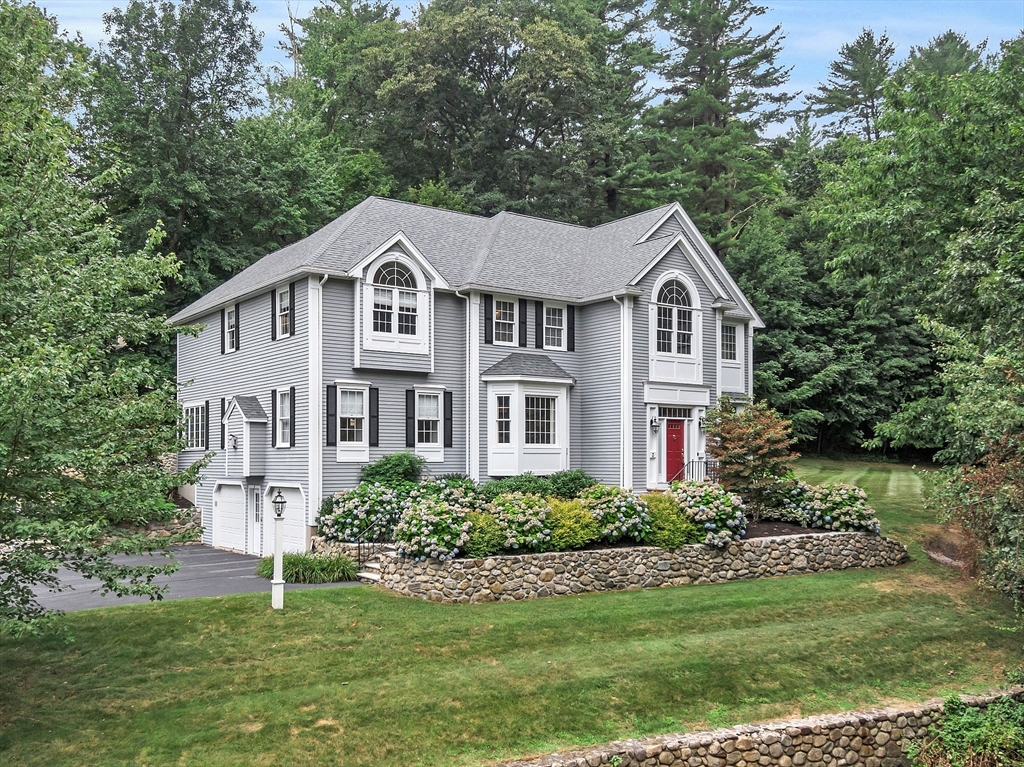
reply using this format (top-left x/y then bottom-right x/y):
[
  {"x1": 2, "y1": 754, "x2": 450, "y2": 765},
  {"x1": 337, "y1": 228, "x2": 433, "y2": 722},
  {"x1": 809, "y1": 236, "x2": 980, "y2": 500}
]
[
  {"x1": 168, "y1": 197, "x2": 756, "y2": 326},
  {"x1": 233, "y1": 395, "x2": 267, "y2": 421},
  {"x1": 481, "y1": 353, "x2": 575, "y2": 382}
]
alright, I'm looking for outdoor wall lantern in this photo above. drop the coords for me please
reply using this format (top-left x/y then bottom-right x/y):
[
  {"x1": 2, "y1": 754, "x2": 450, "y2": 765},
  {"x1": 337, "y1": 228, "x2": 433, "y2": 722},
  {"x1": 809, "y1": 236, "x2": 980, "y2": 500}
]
[
  {"x1": 271, "y1": 490, "x2": 286, "y2": 610},
  {"x1": 698, "y1": 416, "x2": 707, "y2": 432},
  {"x1": 650, "y1": 417, "x2": 660, "y2": 433}
]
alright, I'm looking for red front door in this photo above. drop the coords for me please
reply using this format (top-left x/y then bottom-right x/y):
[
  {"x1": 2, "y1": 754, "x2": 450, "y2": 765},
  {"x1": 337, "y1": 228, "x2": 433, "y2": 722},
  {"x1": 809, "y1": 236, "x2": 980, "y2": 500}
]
[{"x1": 665, "y1": 419, "x2": 685, "y2": 482}]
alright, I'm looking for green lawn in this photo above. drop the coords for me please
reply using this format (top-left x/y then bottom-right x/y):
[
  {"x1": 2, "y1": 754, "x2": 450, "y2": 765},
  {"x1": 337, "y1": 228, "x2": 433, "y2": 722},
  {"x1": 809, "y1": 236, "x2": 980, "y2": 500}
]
[{"x1": 1, "y1": 460, "x2": 1019, "y2": 766}]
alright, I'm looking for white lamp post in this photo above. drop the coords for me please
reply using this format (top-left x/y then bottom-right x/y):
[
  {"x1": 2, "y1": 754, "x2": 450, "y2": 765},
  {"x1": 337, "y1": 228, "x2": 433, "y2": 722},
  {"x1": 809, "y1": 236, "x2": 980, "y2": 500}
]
[{"x1": 271, "y1": 490, "x2": 286, "y2": 610}]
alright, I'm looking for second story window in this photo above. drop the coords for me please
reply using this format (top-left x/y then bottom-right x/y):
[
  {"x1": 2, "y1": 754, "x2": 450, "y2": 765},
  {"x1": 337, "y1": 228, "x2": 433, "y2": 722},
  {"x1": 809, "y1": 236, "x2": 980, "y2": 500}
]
[
  {"x1": 494, "y1": 300, "x2": 516, "y2": 344},
  {"x1": 373, "y1": 261, "x2": 418, "y2": 337},
  {"x1": 656, "y1": 280, "x2": 693, "y2": 356},
  {"x1": 544, "y1": 306, "x2": 564, "y2": 349},
  {"x1": 722, "y1": 325, "x2": 737, "y2": 360},
  {"x1": 276, "y1": 287, "x2": 291, "y2": 338},
  {"x1": 225, "y1": 306, "x2": 238, "y2": 352}
]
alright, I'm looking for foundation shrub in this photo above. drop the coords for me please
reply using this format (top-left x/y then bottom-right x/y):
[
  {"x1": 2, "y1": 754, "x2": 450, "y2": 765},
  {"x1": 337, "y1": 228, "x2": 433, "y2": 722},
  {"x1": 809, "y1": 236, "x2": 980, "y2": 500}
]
[
  {"x1": 643, "y1": 492, "x2": 702, "y2": 549},
  {"x1": 579, "y1": 485, "x2": 650, "y2": 543},
  {"x1": 480, "y1": 473, "x2": 553, "y2": 501},
  {"x1": 406, "y1": 476, "x2": 485, "y2": 515},
  {"x1": 256, "y1": 552, "x2": 356, "y2": 583},
  {"x1": 360, "y1": 452, "x2": 426, "y2": 484},
  {"x1": 547, "y1": 498, "x2": 601, "y2": 550},
  {"x1": 318, "y1": 481, "x2": 412, "y2": 542},
  {"x1": 393, "y1": 495, "x2": 471, "y2": 562},
  {"x1": 911, "y1": 696, "x2": 1024, "y2": 767},
  {"x1": 547, "y1": 470, "x2": 598, "y2": 500},
  {"x1": 489, "y1": 492, "x2": 552, "y2": 551},
  {"x1": 671, "y1": 480, "x2": 747, "y2": 547},
  {"x1": 464, "y1": 511, "x2": 505, "y2": 558}
]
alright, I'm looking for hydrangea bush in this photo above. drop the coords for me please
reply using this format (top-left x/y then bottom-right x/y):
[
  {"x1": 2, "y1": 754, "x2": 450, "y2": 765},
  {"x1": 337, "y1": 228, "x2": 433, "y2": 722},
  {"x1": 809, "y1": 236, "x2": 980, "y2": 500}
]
[
  {"x1": 788, "y1": 481, "x2": 881, "y2": 534},
  {"x1": 405, "y1": 476, "x2": 485, "y2": 515},
  {"x1": 393, "y1": 496, "x2": 471, "y2": 561},
  {"x1": 318, "y1": 481, "x2": 412, "y2": 542},
  {"x1": 671, "y1": 480, "x2": 747, "y2": 547},
  {"x1": 489, "y1": 492, "x2": 552, "y2": 551},
  {"x1": 579, "y1": 485, "x2": 651, "y2": 543}
]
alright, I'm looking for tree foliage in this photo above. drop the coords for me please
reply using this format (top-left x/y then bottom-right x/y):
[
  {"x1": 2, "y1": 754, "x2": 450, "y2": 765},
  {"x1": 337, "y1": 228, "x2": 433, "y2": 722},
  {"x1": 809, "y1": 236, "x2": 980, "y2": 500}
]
[{"x1": 0, "y1": 0, "x2": 197, "y2": 633}]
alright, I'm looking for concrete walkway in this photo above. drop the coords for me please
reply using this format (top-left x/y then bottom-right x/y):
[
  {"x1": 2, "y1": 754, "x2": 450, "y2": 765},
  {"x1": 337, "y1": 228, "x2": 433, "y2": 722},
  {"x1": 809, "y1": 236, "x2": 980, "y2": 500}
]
[{"x1": 33, "y1": 545, "x2": 361, "y2": 612}]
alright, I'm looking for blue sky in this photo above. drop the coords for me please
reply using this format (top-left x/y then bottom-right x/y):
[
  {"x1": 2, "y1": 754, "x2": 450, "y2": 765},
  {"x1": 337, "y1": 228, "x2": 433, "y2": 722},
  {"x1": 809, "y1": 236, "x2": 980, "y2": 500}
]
[{"x1": 40, "y1": 0, "x2": 1024, "y2": 118}]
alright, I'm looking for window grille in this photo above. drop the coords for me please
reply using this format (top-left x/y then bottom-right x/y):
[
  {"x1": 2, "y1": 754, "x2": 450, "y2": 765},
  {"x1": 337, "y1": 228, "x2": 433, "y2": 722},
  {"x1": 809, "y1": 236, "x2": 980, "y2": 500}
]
[{"x1": 524, "y1": 396, "x2": 554, "y2": 444}]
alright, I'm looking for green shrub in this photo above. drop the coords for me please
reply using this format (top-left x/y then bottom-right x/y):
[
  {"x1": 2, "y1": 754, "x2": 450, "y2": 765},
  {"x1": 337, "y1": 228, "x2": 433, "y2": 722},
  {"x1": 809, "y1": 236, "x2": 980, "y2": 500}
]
[
  {"x1": 436, "y1": 473, "x2": 477, "y2": 492},
  {"x1": 481, "y1": 473, "x2": 554, "y2": 500},
  {"x1": 489, "y1": 492, "x2": 552, "y2": 551},
  {"x1": 360, "y1": 452, "x2": 426, "y2": 484},
  {"x1": 256, "y1": 552, "x2": 356, "y2": 583},
  {"x1": 911, "y1": 695, "x2": 1024, "y2": 766},
  {"x1": 547, "y1": 470, "x2": 598, "y2": 500},
  {"x1": 642, "y1": 492, "x2": 702, "y2": 549},
  {"x1": 547, "y1": 498, "x2": 601, "y2": 550},
  {"x1": 393, "y1": 495, "x2": 470, "y2": 561},
  {"x1": 671, "y1": 480, "x2": 747, "y2": 547},
  {"x1": 769, "y1": 481, "x2": 881, "y2": 533},
  {"x1": 406, "y1": 476, "x2": 485, "y2": 516},
  {"x1": 464, "y1": 511, "x2": 505, "y2": 558},
  {"x1": 579, "y1": 485, "x2": 650, "y2": 543},
  {"x1": 318, "y1": 481, "x2": 413, "y2": 542}
]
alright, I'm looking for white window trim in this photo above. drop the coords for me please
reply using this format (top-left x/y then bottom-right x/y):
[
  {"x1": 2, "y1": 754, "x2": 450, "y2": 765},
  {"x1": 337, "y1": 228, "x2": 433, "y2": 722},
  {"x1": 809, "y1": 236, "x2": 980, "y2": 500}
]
[
  {"x1": 492, "y1": 295, "x2": 518, "y2": 347},
  {"x1": 182, "y1": 401, "x2": 207, "y2": 451},
  {"x1": 224, "y1": 306, "x2": 238, "y2": 353},
  {"x1": 361, "y1": 252, "x2": 430, "y2": 355},
  {"x1": 335, "y1": 382, "x2": 370, "y2": 463},
  {"x1": 542, "y1": 302, "x2": 566, "y2": 351},
  {"x1": 275, "y1": 388, "x2": 292, "y2": 449},
  {"x1": 648, "y1": 271, "x2": 704, "y2": 385},
  {"x1": 485, "y1": 382, "x2": 569, "y2": 476},
  {"x1": 721, "y1": 323, "x2": 743, "y2": 366},
  {"x1": 414, "y1": 385, "x2": 444, "y2": 463},
  {"x1": 275, "y1": 285, "x2": 292, "y2": 339}
]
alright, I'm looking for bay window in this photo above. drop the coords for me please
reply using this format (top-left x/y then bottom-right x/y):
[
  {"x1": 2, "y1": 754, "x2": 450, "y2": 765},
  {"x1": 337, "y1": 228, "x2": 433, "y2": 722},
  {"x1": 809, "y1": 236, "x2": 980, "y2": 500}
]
[{"x1": 485, "y1": 383, "x2": 569, "y2": 476}]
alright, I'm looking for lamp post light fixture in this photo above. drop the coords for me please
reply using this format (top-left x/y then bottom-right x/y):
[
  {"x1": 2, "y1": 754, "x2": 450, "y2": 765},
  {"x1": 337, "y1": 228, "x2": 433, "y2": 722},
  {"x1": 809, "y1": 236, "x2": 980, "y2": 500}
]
[{"x1": 271, "y1": 490, "x2": 286, "y2": 610}]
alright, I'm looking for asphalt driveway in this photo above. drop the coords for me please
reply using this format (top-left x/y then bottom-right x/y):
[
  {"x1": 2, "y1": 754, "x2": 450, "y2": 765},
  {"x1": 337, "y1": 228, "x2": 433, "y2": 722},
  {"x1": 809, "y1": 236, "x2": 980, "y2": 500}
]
[{"x1": 32, "y1": 545, "x2": 360, "y2": 612}]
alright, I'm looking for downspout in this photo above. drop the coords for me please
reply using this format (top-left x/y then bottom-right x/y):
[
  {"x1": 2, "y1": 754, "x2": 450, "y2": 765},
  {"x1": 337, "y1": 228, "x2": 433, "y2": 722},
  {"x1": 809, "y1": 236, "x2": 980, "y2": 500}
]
[{"x1": 456, "y1": 290, "x2": 470, "y2": 476}]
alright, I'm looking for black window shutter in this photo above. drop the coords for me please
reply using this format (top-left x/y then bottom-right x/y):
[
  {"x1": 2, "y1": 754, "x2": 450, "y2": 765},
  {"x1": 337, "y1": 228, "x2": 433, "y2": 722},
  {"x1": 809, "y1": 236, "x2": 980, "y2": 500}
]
[
  {"x1": 326, "y1": 386, "x2": 337, "y2": 447},
  {"x1": 204, "y1": 400, "x2": 210, "y2": 449},
  {"x1": 234, "y1": 302, "x2": 240, "y2": 350},
  {"x1": 535, "y1": 300, "x2": 544, "y2": 349},
  {"x1": 567, "y1": 305, "x2": 576, "y2": 352},
  {"x1": 220, "y1": 309, "x2": 225, "y2": 354},
  {"x1": 270, "y1": 291, "x2": 277, "y2": 341},
  {"x1": 405, "y1": 389, "x2": 415, "y2": 448},
  {"x1": 483, "y1": 294, "x2": 493, "y2": 345},
  {"x1": 369, "y1": 387, "x2": 379, "y2": 447},
  {"x1": 289, "y1": 386, "x2": 296, "y2": 447},
  {"x1": 444, "y1": 391, "x2": 454, "y2": 448},
  {"x1": 518, "y1": 298, "x2": 528, "y2": 347},
  {"x1": 220, "y1": 398, "x2": 226, "y2": 450},
  {"x1": 289, "y1": 282, "x2": 296, "y2": 335},
  {"x1": 271, "y1": 389, "x2": 277, "y2": 447}
]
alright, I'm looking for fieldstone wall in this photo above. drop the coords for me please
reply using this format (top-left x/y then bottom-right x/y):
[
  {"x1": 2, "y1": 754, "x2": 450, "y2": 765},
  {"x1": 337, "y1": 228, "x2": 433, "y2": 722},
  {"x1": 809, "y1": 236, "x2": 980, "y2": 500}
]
[
  {"x1": 497, "y1": 688, "x2": 1024, "y2": 767},
  {"x1": 310, "y1": 538, "x2": 363, "y2": 558},
  {"x1": 377, "y1": 532, "x2": 908, "y2": 603},
  {"x1": 118, "y1": 507, "x2": 203, "y2": 542}
]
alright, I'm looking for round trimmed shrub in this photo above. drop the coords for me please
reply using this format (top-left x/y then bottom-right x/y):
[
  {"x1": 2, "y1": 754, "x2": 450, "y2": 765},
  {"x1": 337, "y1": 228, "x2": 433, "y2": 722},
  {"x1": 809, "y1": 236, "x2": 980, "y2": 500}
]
[
  {"x1": 547, "y1": 469, "x2": 598, "y2": 500},
  {"x1": 671, "y1": 480, "x2": 747, "y2": 547},
  {"x1": 489, "y1": 492, "x2": 552, "y2": 551},
  {"x1": 393, "y1": 496, "x2": 471, "y2": 561},
  {"x1": 795, "y1": 481, "x2": 881, "y2": 533},
  {"x1": 464, "y1": 511, "x2": 505, "y2": 558},
  {"x1": 318, "y1": 481, "x2": 413, "y2": 542},
  {"x1": 642, "y1": 492, "x2": 702, "y2": 549},
  {"x1": 579, "y1": 485, "x2": 650, "y2": 543},
  {"x1": 547, "y1": 498, "x2": 601, "y2": 550}
]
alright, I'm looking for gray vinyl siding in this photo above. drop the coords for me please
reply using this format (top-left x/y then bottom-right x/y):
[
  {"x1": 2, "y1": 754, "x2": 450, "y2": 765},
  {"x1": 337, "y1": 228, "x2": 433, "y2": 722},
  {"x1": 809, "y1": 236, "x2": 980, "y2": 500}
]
[
  {"x1": 632, "y1": 244, "x2": 718, "y2": 485},
  {"x1": 176, "y1": 283, "x2": 310, "y2": 541},
  {"x1": 650, "y1": 215, "x2": 683, "y2": 240},
  {"x1": 321, "y1": 278, "x2": 467, "y2": 492},
  {"x1": 577, "y1": 300, "x2": 622, "y2": 485}
]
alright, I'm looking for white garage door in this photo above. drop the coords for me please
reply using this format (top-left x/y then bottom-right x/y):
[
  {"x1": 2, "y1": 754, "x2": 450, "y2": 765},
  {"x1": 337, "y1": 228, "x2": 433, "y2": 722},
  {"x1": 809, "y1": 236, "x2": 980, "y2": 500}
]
[
  {"x1": 213, "y1": 484, "x2": 246, "y2": 552},
  {"x1": 268, "y1": 486, "x2": 307, "y2": 553}
]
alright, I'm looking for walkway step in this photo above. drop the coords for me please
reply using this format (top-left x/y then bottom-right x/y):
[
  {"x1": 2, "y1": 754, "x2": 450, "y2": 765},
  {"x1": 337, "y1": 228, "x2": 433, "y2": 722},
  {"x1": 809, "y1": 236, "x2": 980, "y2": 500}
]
[
  {"x1": 357, "y1": 571, "x2": 381, "y2": 583},
  {"x1": 363, "y1": 560, "x2": 381, "y2": 571}
]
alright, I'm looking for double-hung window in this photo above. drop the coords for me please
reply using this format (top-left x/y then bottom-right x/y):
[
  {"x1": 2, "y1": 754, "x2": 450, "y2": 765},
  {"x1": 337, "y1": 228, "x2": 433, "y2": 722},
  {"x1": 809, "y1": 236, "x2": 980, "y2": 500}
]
[
  {"x1": 183, "y1": 403, "x2": 206, "y2": 450},
  {"x1": 416, "y1": 392, "x2": 440, "y2": 446},
  {"x1": 277, "y1": 389, "x2": 291, "y2": 446},
  {"x1": 373, "y1": 260, "x2": 418, "y2": 336},
  {"x1": 544, "y1": 306, "x2": 564, "y2": 349},
  {"x1": 276, "y1": 287, "x2": 291, "y2": 337},
  {"x1": 338, "y1": 389, "x2": 364, "y2": 444},
  {"x1": 225, "y1": 307, "x2": 238, "y2": 352},
  {"x1": 494, "y1": 300, "x2": 516, "y2": 344},
  {"x1": 721, "y1": 325, "x2": 737, "y2": 360},
  {"x1": 655, "y1": 280, "x2": 693, "y2": 356}
]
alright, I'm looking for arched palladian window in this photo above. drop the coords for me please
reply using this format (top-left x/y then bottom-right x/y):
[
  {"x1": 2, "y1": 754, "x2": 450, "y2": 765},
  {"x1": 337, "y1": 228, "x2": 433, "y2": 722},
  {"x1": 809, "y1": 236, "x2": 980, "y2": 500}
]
[
  {"x1": 656, "y1": 279, "x2": 693, "y2": 355},
  {"x1": 372, "y1": 260, "x2": 419, "y2": 336}
]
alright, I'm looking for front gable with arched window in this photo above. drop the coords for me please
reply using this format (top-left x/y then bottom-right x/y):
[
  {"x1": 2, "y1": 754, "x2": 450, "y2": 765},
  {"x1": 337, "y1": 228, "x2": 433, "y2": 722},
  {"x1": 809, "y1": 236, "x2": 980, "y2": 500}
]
[{"x1": 648, "y1": 271, "x2": 703, "y2": 385}]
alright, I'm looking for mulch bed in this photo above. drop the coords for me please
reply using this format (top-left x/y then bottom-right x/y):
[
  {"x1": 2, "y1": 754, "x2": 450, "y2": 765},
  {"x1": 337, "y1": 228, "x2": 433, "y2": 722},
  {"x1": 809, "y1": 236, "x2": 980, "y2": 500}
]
[{"x1": 744, "y1": 520, "x2": 820, "y2": 539}]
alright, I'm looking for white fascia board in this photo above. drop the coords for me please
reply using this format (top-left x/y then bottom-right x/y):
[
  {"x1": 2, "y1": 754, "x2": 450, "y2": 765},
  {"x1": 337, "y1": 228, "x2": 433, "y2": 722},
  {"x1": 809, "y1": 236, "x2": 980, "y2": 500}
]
[
  {"x1": 634, "y1": 203, "x2": 685, "y2": 245},
  {"x1": 347, "y1": 231, "x2": 451, "y2": 289},
  {"x1": 630, "y1": 233, "x2": 730, "y2": 301},
  {"x1": 480, "y1": 375, "x2": 575, "y2": 386}
]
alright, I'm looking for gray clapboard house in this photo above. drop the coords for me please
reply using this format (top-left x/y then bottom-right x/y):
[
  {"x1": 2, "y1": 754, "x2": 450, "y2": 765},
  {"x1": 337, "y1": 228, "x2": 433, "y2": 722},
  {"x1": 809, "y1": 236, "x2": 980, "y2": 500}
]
[{"x1": 171, "y1": 197, "x2": 763, "y2": 555}]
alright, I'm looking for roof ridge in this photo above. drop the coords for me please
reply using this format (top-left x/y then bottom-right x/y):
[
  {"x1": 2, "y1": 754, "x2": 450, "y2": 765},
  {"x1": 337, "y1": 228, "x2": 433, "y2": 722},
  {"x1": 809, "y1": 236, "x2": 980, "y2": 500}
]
[{"x1": 591, "y1": 203, "x2": 675, "y2": 229}]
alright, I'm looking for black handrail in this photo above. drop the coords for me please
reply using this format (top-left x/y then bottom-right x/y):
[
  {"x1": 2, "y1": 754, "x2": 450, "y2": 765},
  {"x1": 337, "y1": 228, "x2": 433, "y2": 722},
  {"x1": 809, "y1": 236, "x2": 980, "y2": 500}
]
[{"x1": 354, "y1": 515, "x2": 392, "y2": 567}]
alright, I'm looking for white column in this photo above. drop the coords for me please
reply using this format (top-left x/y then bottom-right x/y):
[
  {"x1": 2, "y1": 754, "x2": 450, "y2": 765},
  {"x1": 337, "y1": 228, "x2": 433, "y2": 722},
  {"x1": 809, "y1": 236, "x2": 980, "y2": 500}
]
[
  {"x1": 272, "y1": 511, "x2": 284, "y2": 610},
  {"x1": 620, "y1": 295, "x2": 634, "y2": 490},
  {"x1": 468, "y1": 292, "x2": 481, "y2": 482}
]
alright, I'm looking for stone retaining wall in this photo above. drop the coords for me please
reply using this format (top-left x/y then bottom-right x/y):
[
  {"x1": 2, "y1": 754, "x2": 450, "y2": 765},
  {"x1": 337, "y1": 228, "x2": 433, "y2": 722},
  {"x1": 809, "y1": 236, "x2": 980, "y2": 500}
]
[
  {"x1": 378, "y1": 532, "x2": 908, "y2": 603},
  {"x1": 117, "y1": 507, "x2": 203, "y2": 542},
  {"x1": 497, "y1": 688, "x2": 1024, "y2": 767}
]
